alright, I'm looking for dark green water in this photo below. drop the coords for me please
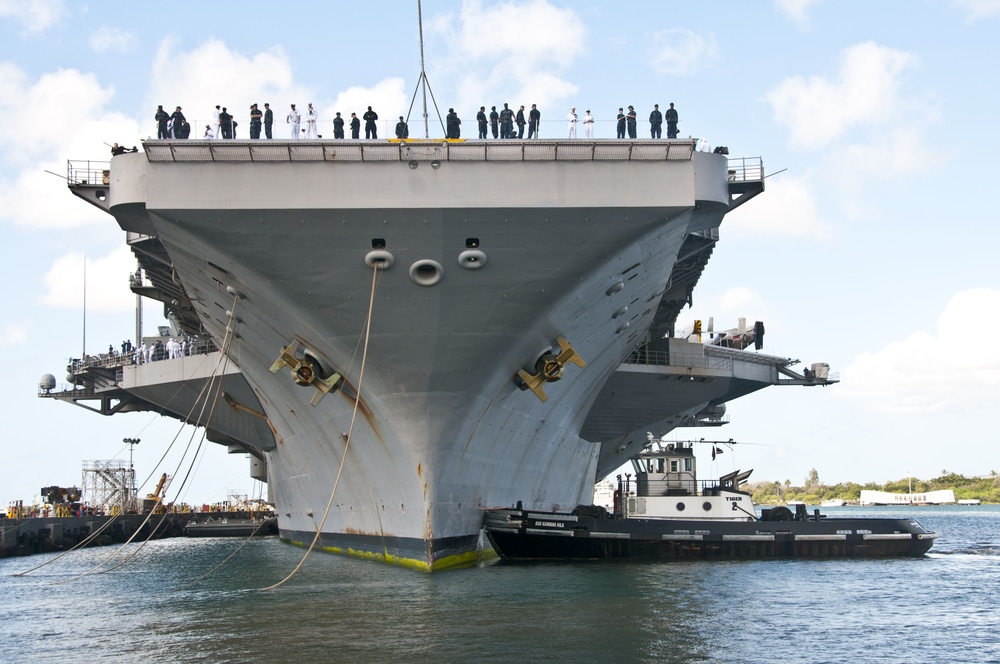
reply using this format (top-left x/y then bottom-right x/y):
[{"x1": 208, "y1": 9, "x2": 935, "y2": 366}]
[{"x1": 2, "y1": 506, "x2": 998, "y2": 663}]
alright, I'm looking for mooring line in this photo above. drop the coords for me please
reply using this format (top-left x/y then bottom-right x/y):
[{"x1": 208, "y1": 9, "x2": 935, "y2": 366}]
[{"x1": 262, "y1": 263, "x2": 380, "y2": 591}]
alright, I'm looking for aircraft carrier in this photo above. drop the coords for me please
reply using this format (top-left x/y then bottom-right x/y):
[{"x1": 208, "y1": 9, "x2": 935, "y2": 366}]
[{"x1": 41, "y1": 137, "x2": 834, "y2": 570}]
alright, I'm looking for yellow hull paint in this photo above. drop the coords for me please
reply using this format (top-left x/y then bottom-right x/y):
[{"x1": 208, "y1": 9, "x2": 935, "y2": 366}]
[{"x1": 280, "y1": 537, "x2": 499, "y2": 572}]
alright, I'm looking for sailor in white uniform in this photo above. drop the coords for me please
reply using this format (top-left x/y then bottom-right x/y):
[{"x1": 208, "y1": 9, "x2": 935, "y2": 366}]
[
  {"x1": 287, "y1": 104, "x2": 301, "y2": 139},
  {"x1": 567, "y1": 107, "x2": 578, "y2": 138},
  {"x1": 583, "y1": 110, "x2": 594, "y2": 139},
  {"x1": 305, "y1": 103, "x2": 318, "y2": 139},
  {"x1": 212, "y1": 105, "x2": 221, "y2": 140}
]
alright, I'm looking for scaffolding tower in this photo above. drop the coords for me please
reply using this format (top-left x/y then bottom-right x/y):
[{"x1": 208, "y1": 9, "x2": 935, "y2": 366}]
[{"x1": 81, "y1": 460, "x2": 136, "y2": 514}]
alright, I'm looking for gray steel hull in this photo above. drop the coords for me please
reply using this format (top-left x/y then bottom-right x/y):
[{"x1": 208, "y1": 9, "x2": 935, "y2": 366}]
[{"x1": 97, "y1": 141, "x2": 741, "y2": 569}]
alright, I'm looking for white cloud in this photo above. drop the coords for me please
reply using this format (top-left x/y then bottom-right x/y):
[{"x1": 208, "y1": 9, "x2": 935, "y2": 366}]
[
  {"x1": 0, "y1": 62, "x2": 143, "y2": 229},
  {"x1": 724, "y1": 174, "x2": 832, "y2": 240},
  {"x1": 428, "y1": 0, "x2": 584, "y2": 114},
  {"x1": 0, "y1": 0, "x2": 64, "y2": 33},
  {"x1": 147, "y1": 37, "x2": 310, "y2": 133},
  {"x1": 649, "y1": 29, "x2": 719, "y2": 77},
  {"x1": 839, "y1": 289, "x2": 1000, "y2": 414},
  {"x1": 0, "y1": 322, "x2": 28, "y2": 346},
  {"x1": 765, "y1": 41, "x2": 919, "y2": 150},
  {"x1": 0, "y1": 63, "x2": 132, "y2": 167},
  {"x1": 89, "y1": 26, "x2": 139, "y2": 53},
  {"x1": 773, "y1": 0, "x2": 824, "y2": 29},
  {"x1": 324, "y1": 79, "x2": 409, "y2": 137},
  {"x1": 951, "y1": 0, "x2": 1000, "y2": 21},
  {"x1": 38, "y1": 245, "x2": 136, "y2": 313}
]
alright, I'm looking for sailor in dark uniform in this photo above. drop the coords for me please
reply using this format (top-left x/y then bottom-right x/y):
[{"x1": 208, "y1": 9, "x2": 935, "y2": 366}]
[
  {"x1": 263, "y1": 103, "x2": 273, "y2": 139},
  {"x1": 516, "y1": 106, "x2": 526, "y2": 138},
  {"x1": 446, "y1": 108, "x2": 461, "y2": 138},
  {"x1": 363, "y1": 106, "x2": 378, "y2": 139},
  {"x1": 528, "y1": 104, "x2": 540, "y2": 139},
  {"x1": 350, "y1": 113, "x2": 361, "y2": 139},
  {"x1": 333, "y1": 112, "x2": 345, "y2": 139},
  {"x1": 395, "y1": 116, "x2": 409, "y2": 139},
  {"x1": 489, "y1": 106, "x2": 499, "y2": 139},
  {"x1": 477, "y1": 106, "x2": 488, "y2": 139},
  {"x1": 666, "y1": 102, "x2": 679, "y2": 139},
  {"x1": 616, "y1": 108, "x2": 626, "y2": 139},
  {"x1": 626, "y1": 105, "x2": 637, "y2": 139},
  {"x1": 155, "y1": 105, "x2": 169, "y2": 139},
  {"x1": 499, "y1": 103, "x2": 513, "y2": 139},
  {"x1": 649, "y1": 104, "x2": 662, "y2": 139},
  {"x1": 250, "y1": 104, "x2": 263, "y2": 139},
  {"x1": 219, "y1": 107, "x2": 232, "y2": 139},
  {"x1": 170, "y1": 106, "x2": 186, "y2": 139}
]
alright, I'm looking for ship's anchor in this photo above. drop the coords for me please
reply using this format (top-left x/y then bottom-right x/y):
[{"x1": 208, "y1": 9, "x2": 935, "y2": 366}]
[
  {"x1": 269, "y1": 340, "x2": 343, "y2": 406},
  {"x1": 516, "y1": 336, "x2": 586, "y2": 403}
]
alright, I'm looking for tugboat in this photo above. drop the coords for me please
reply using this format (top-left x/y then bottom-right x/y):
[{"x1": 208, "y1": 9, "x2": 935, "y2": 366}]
[{"x1": 484, "y1": 440, "x2": 937, "y2": 560}]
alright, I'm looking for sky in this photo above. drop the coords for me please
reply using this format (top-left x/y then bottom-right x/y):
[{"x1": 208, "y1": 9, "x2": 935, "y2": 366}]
[{"x1": 1, "y1": 0, "x2": 999, "y2": 507}]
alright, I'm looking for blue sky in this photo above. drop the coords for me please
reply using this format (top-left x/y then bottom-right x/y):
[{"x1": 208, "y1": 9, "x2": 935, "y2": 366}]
[{"x1": 1, "y1": 0, "x2": 998, "y2": 506}]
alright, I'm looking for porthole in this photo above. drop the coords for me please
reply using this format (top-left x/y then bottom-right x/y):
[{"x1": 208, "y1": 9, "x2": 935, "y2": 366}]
[
  {"x1": 703, "y1": 502, "x2": 712, "y2": 511},
  {"x1": 365, "y1": 250, "x2": 395, "y2": 269},
  {"x1": 371, "y1": 238, "x2": 386, "y2": 249},
  {"x1": 466, "y1": 238, "x2": 480, "y2": 248},
  {"x1": 676, "y1": 502, "x2": 686, "y2": 511},
  {"x1": 409, "y1": 259, "x2": 443, "y2": 286},
  {"x1": 458, "y1": 249, "x2": 487, "y2": 269}
]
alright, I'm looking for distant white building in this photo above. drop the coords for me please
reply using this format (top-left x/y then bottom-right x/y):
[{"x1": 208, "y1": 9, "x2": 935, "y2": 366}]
[{"x1": 859, "y1": 489, "x2": 955, "y2": 505}]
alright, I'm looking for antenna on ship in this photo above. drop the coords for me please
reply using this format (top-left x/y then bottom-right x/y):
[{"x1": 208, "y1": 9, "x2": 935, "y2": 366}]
[{"x1": 406, "y1": 0, "x2": 445, "y2": 138}]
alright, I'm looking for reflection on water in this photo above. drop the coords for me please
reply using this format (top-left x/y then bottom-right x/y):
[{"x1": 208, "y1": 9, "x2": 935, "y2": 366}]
[{"x1": 2, "y1": 506, "x2": 998, "y2": 663}]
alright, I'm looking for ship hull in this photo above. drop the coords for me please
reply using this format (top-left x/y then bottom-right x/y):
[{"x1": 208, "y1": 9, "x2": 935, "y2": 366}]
[{"x1": 97, "y1": 141, "x2": 741, "y2": 569}]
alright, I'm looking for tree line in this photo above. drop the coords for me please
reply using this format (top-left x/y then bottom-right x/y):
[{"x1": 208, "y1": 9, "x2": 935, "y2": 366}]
[{"x1": 748, "y1": 468, "x2": 1000, "y2": 504}]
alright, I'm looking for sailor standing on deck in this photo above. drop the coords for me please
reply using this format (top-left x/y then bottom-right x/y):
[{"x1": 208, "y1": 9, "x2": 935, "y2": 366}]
[
  {"x1": 305, "y1": 103, "x2": 318, "y2": 139},
  {"x1": 333, "y1": 112, "x2": 345, "y2": 139},
  {"x1": 649, "y1": 104, "x2": 662, "y2": 139},
  {"x1": 219, "y1": 107, "x2": 232, "y2": 139},
  {"x1": 363, "y1": 106, "x2": 379, "y2": 139},
  {"x1": 287, "y1": 104, "x2": 301, "y2": 138},
  {"x1": 489, "y1": 106, "x2": 499, "y2": 139},
  {"x1": 350, "y1": 112, "x2": 361, "y2": 138},
  {"x1": 499, "y1": 103, "x2": 513, "y2": 139},
  {"x1": 396, "y1": 116, "x2": 409, "y2": 139},
  {"x1": 446, "y1": 108, "x2": 461, "y2": 138},
  {"x1": 170, "y1": 106, "x2": 186, "y2": 139},
  {"x1": 477, "y1": 106, "x2": 488, "y2": 139},
  {"x1": 616, "y1": 108, "x2": 626, "y2": 139},
  {"x1": 264, "y1": 103, "x2": 273, "y2": 139},
  {"x1": 155, "y1": 105, "x2": 169, "y2": 139},
  {"x1": 583, "y1": 109, "x2": 594, "y2": 139},
  {"x1": 528, "y1": 104, "x2": 540, "y2": 139},
  {"x1": 666, "y1": 102, "x2": 679, "y2": 139},
  {"x1": 212, "y1": 105, "x2": 221, "y2": 140},
  {"x1": 516, "y1": 106, "x2": 526, "y2": 139},
  {"x1": 626, "y1": 105, "x2": 637, "y2": 139},
  {"x1": 566, "y1": 107, "x2": 578, "y2": 138},
  {"x1": 250, "y1": 104, "x2": 263, "y2": 139}
]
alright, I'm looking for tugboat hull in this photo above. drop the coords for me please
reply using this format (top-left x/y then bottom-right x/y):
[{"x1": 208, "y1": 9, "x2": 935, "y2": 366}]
[{"x1": 484, "y1": 509, "x2": 937, "y2": 560}]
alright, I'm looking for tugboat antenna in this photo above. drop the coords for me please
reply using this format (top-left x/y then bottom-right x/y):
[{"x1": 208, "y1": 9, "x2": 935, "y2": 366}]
[{"x1": 406, "y1": 0, "x2": 445, "y2": 138}]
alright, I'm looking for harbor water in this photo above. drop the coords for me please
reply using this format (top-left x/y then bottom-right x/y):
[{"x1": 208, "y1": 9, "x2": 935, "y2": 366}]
[{"x1": 2, "y1": 505, "x2": 998, "y2": 663}]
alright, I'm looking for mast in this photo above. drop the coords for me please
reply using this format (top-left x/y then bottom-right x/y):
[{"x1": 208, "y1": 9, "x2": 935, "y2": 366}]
[{"x1": 406, "y1": 0, "x2": 445, "y2": 137}]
